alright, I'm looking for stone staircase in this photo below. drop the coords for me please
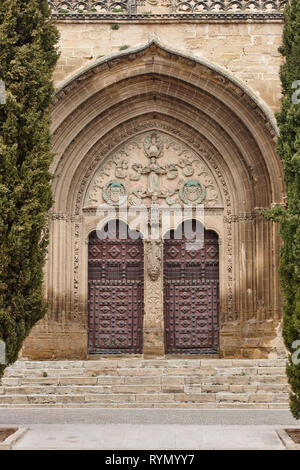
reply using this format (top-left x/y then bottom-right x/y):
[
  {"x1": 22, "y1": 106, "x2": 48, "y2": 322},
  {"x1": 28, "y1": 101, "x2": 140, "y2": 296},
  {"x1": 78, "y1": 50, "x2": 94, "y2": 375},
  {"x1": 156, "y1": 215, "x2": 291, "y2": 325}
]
[{"x1": 0, "y1": 359, "x2": 290, "y2": 408}]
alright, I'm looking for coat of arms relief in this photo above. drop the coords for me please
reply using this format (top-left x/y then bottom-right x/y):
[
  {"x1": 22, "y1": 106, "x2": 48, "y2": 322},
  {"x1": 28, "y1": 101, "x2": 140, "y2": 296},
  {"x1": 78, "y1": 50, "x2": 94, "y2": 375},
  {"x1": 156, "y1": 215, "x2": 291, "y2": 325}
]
[{"x1": 84, "y1": 131, "x2": 223, "y2": 209}]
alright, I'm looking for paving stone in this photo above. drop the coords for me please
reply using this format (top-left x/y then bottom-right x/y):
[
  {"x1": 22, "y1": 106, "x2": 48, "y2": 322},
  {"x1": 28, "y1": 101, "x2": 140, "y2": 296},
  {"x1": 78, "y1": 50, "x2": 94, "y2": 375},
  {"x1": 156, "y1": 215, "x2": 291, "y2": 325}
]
[
  {"x1": 125, "y1": 376, "x2": 162, "y2": 385},
  {"x1": 249, "y1": 394, "x2": 275, "y2": 403},
  {"x1": 84, "y1": 394, "x2": 136, "y2": 403},
  {"x1": 161, "y1": 377, "x2": 184, "y2": 385},
  {"x1": 257, "y1": 367, "x2": 286, "y2": 375},
  {"x1": 174, "y1": 393, "x2": 216, "y2": 403},
  {"x1": 217, "y1": 393, "x2": 249, "y2": 403},
  {"x1": 98, "y1": 377, "x2": 125, "y2": 385},
  {"x1": 59, "y1": 377, "x2": 98, "y2": 385},
  {"x1": 110, "y1": 385, "x2": 160, "y2": 394},
  {"x1": 165, "y1": 368, "x2": 214, "y2": 376},
  {"x1": 135, "y1": 393, "x2": 175, "y2": 403}
]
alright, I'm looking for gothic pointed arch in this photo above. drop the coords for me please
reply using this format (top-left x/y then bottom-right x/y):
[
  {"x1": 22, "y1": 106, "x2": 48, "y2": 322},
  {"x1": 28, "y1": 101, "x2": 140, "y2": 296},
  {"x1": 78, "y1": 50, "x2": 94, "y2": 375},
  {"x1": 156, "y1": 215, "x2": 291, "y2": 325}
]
[{"x1": 23, "y1": 38, "x2": 284, "y2": 359}]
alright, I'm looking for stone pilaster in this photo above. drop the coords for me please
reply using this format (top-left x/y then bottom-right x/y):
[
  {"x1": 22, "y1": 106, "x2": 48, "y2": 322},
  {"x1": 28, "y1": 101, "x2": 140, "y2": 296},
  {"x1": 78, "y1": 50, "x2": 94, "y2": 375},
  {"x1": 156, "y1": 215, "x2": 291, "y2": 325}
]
[{"x1": 143, "y1": 240, "x2": 165, "y2": 357}]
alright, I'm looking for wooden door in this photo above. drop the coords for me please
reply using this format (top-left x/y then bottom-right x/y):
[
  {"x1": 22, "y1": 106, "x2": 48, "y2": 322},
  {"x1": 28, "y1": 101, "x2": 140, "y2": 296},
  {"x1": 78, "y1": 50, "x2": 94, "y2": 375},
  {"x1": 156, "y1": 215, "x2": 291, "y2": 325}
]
[
  {"x1": 88, "y1": 221, "x2": 144, "y2": 354},
  {"x1": 164, "y1": 220, "x2": 219, "y2": 354}
]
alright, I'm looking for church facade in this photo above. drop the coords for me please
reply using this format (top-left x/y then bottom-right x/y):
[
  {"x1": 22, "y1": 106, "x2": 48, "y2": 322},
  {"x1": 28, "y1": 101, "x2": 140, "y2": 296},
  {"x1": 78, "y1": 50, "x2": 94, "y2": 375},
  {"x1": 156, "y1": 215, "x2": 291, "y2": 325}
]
[{"x1": 22, "y1": 0, "x2": 287, "y2": 360}]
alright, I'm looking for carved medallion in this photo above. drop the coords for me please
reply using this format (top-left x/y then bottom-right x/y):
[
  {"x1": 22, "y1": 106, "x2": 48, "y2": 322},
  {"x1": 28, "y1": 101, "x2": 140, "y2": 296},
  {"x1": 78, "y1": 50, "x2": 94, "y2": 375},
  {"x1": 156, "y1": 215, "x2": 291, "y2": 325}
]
[
  {"x1": 102, "y1": 180, "x2": 128, "y2": 206},
  {"x1": 179, "y1": 180, "x2": 206, "y2": 205}
]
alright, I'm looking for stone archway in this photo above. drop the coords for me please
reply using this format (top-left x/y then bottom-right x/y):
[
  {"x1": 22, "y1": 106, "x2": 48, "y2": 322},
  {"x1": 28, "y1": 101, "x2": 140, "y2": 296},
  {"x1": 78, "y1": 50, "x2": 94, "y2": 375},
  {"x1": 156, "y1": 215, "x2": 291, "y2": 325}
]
[{"x1": 22, "y1": 38, "x2": 284, "y2": 360}]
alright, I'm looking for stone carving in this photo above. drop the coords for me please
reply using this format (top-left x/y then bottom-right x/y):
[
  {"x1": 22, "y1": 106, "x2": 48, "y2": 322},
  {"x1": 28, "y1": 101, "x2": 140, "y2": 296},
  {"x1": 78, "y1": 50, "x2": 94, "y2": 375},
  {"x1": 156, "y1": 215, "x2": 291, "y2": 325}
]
[
  {"x1": 144, "y1": 132, "x2": 163, "y2": 159},
  {"x1": 49, "y1": 0, "x2": 287, "y2": 15},
  {"x1": 130, "y1": 163, "x2": 143, "y2": 181},
  {"x1": 102, "y1": 180, "x2": 128, "y2": 206},
  {"x1": 166, "y1": 164, "x2": 178, "y2": 180},
  {"x1": 73, "y1": 221, "x2": 81, "y2": 319},
  {"x1": 85, "y1": 130, "x2": 222, "y2": 209},
  {"x1": 146, "y1": 240, "x2": 162, "y2": 281},
  {"x1": 179, "y1": 180, "x2": 206, "y2": 205},
  {"x1": 178, "y1": 159, "x2": 194, "y2": 177},
  {"x1": 114, "y1": 159, "x2": 128, "y2": 179}
]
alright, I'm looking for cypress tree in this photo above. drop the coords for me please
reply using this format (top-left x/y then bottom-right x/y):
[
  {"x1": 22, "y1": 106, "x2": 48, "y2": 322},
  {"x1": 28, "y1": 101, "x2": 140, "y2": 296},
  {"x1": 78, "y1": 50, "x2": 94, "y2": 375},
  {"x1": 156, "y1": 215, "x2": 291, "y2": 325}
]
[
  {"x1": 264, "y1": 0, "x2": 300, "y2": 418},
  {"x1": 0, "y1": 1, "x2": 59, "y2": 378}
]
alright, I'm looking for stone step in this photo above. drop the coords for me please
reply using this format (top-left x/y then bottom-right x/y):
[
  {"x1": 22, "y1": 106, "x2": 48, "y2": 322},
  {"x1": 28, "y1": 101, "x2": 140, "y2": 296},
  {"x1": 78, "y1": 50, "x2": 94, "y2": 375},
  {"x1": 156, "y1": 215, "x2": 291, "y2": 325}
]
[
  {"x1": 0, "y1": 403, "x2": 290, "y2": 409},
  {"x1": 0, "y1": 383, "x2": 290, "y2": 395},
  {"x1": 0, "y1": 359, "x2": 290, "y2": 408},
  {"x1": 1, "y1": 374, "x2": 288, "y2": 387},
  {"x1": 3, "y1": 367, "x2": 287, "y2": 378},
  {"x1": 0, "y1": 393, "x2": 290, "y2": 407},
  {"x1": 6, "y1": 359, "x2": 287, "y2": 370}
]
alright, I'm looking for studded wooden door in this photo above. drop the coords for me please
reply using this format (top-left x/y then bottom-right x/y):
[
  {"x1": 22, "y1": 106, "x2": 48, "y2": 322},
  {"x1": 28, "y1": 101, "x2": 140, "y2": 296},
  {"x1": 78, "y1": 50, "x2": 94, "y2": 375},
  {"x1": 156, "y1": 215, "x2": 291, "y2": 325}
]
[
  {"x1": 88, "y1": 222, "x2": 144, "y2": 354},
  {"x1": 164, "y1": 221, "x2": 219, "y2": 354}
]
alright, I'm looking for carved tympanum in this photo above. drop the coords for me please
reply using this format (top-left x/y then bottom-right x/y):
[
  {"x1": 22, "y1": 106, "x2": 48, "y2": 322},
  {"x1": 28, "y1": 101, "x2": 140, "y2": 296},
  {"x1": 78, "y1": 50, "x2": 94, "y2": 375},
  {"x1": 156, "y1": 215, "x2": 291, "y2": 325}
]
[{"x1": 85, "y1": 131, "x2": 223, "y2": 208}]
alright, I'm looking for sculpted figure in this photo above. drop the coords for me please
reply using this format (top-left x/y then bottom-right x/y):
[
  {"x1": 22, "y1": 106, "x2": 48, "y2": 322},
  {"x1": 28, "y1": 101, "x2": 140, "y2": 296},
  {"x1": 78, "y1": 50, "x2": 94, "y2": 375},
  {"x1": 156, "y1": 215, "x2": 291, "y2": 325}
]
[
  {"x1": 144, "y1": 132, "x2": 163, "y2": 159},
  {"x1": 146, "y1": 240, "x2": 162, "y2": 281},
  {"x1": 130, "y1": 163, "x2": 143, "y2": 181}
]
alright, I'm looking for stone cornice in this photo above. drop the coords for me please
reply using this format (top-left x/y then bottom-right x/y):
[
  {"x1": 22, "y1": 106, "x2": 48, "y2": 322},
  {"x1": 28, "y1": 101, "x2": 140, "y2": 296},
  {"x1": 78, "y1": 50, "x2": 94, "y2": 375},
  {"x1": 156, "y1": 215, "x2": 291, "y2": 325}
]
[
  {"x1": 52, "y1": 13, "x2": 284, "y2": 22},
  {"x1": 49, "y1": 0, "x2": 287, "y2": 17}
]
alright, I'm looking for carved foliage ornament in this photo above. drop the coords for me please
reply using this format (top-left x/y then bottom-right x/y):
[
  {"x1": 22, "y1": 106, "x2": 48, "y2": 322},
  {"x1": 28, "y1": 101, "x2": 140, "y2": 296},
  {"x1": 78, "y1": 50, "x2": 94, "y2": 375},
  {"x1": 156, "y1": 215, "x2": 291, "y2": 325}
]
[
  {"x1": 85, "y1": 131, "x2": 222, "y2": 208},
  {"x1": 49, "y1": 0, "x2": 287, "y2": 14}
]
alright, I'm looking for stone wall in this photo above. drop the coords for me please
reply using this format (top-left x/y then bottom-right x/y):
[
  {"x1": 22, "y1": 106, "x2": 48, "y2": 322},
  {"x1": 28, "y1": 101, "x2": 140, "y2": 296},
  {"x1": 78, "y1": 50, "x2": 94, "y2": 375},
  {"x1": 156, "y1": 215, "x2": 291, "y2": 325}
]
[{"x1": 54, "y1": 19, "x2": 284, "y2": 112}]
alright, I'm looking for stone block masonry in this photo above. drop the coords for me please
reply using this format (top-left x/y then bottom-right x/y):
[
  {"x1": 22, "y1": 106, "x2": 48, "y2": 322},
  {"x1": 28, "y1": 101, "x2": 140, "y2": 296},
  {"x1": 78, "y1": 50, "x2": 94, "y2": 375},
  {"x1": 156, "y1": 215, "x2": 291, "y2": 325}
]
[
  {"x1": 54, "y1": 20, "x2": 284, "y2": 113},
  {"x1": 0, "y1": 359, "x2": 289, "y2": 409}
]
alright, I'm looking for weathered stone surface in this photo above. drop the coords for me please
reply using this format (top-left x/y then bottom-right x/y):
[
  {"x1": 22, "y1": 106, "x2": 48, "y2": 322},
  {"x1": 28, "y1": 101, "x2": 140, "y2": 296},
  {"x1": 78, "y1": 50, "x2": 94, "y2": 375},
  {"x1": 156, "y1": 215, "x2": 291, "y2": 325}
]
[
  {"x1": 174, "y1": 393, "x2": 216, "y2": 403},
  {"x1": 0, "y1": 359, "x2": 290, "y2": 408},
  {"x1": 217, "y1": 393, "x2": 249, "y2": 403}
]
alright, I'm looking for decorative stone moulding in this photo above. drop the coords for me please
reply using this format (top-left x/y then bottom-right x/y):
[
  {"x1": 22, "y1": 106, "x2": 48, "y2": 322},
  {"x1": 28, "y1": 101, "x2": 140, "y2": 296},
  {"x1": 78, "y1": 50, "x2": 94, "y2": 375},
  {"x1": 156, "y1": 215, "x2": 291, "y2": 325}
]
[{"x1": 49, "y1": 0, "x2": 287, "y2": 15}]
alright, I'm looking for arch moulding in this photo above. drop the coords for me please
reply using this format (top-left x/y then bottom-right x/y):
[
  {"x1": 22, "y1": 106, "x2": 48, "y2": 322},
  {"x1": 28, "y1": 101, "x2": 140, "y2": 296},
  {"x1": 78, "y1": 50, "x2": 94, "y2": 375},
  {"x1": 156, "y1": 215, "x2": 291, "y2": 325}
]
[{"x1": 22, "y1": 38, "x2": 285, "y2": 360}]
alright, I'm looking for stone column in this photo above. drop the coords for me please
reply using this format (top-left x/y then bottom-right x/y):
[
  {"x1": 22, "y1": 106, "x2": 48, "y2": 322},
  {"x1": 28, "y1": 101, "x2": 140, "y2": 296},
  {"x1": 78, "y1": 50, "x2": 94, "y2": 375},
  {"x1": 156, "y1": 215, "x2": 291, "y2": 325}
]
[{"x1": 143, "y1": 240, "x2": 165, "y2": 357}]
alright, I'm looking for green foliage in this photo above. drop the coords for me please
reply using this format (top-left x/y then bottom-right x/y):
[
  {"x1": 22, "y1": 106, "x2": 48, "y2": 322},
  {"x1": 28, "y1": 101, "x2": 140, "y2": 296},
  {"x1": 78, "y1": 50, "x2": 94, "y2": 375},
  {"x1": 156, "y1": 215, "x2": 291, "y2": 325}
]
[
  {"x1": 111, "y1": 24, "x2": 120, "y2": 30},
  {"x1": 119, "y1": 45, "x2": 129, "y2": 51},
  {"x1": 0, "y1": 0, "x2": 59, "y2": 379},
  {"x1": 266, "y1": 0, "x2": 300, "y2": 418}
]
